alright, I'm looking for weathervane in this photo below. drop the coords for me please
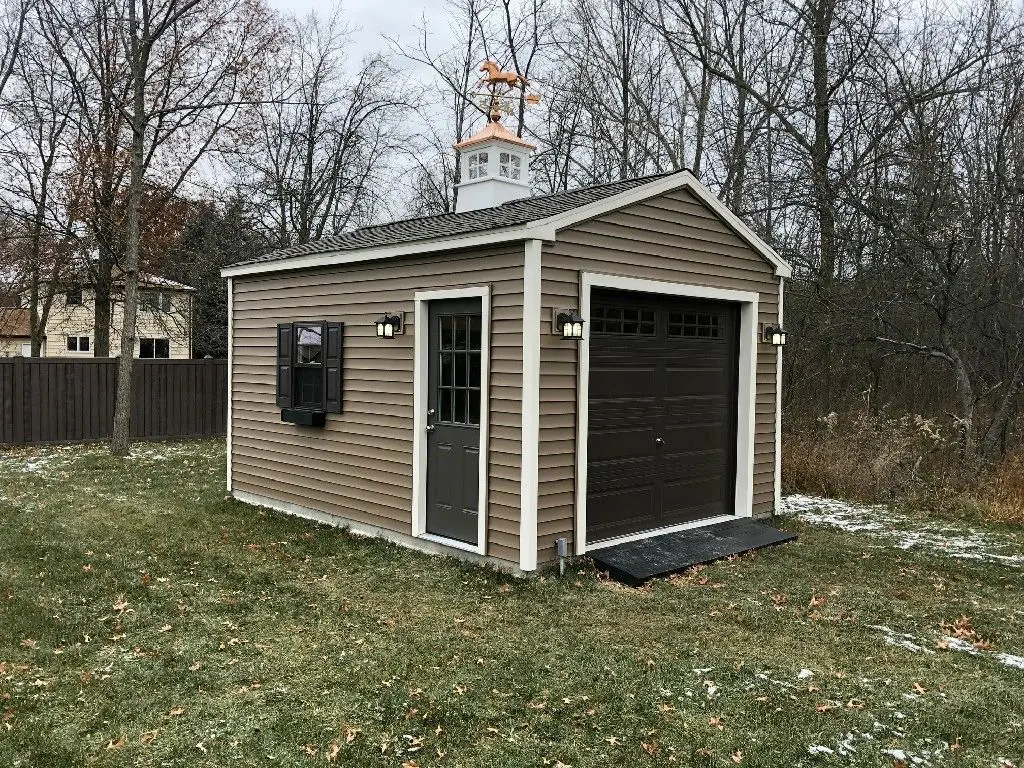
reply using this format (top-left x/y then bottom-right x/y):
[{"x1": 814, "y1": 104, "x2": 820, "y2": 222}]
[{"x1": 473, "y1": 60, "x2": 541, "y2": 123}]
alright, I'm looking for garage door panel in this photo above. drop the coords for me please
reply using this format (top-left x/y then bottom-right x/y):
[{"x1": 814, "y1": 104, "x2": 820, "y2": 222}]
[
  {"x1": 589, "y1": 426, "x2": 656, "y2": 462},
  {"x1": 587, "y1": 486, "x2": 659, "y2": 540},
  {"x1": 588, "y1": 366, "x2": 658, "y2": 398},
  {"x1": 587, "y1": 288, "x2": 739, "y2": 545},
  {"x1": 663, "y1": 367, "x2": 730, "y2": 395}
]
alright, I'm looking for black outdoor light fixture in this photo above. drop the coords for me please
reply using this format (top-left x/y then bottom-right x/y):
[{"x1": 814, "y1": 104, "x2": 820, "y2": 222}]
[
  {"x1": 763, "y1": 324, "x2": 787, "y2": 346},
  {"x1": 374, "y1": 313, "x2": 402, "y2": 339},
  {"x1": 554, "y1": 310, "x2": 585, "y2": 341}
]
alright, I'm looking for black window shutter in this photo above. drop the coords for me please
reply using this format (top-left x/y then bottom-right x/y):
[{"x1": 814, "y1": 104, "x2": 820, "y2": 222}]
[
  {"x1": 324, "y1": 321, "x2": 344, "y2": 413},
  {"x1": 276, "y1": 323, "x2": 293, "y2": 408}
]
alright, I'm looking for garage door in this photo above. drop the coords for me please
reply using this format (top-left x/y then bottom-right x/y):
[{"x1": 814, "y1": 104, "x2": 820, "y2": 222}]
[{"x1": 587, "y1": 288, "x2": 739, "y2": 543}]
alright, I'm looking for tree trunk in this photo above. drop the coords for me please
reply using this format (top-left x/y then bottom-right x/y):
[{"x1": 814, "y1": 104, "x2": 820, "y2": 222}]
[
  {"x1": 110, "y1": 7, "x2": 147, "y2": 456},
  {"x1": 810, "y1": 0, "x2": 837, "y2": 285}
]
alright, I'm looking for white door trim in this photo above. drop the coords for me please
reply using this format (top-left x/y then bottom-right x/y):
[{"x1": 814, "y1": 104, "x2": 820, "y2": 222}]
[
  {"x1": 574, "y1": 272, "x2": 759, "y2": 555},
  {"x1": 412, "y1": 285, "x2": 491, "y2": 556}
]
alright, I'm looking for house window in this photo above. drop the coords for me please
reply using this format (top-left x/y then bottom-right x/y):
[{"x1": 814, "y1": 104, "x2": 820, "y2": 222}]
[
  {"x1": 668, "y1": 312, "x2": 722, "y2": 338},
  {"x1": 66, "y1": 287, "x2": 83, "y2": 306},
  {"x1": 499, "y1": 152, "x2": 521, "y2": 180},
  {"x1": 276, "y1": 321, "x2": 344, "y2": 415},
  {"x1": 140, "y1": 290, "x2": 171, "y2": 312},
  {"x1": 294, "y1": 325, "x2": 323, "y2": 408},
  {"x1": 66, "y1": 335, "x2": 90, "y2": 352},
  {"x1": 139, "y1": 337, "x2": 170, "y2": 358},
  {"x1": 467, "y1": 151, "x2": 489, "y2": 180}
]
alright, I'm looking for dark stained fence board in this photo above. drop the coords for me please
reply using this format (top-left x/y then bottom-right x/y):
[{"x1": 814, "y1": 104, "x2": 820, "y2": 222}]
[{"x1": 0, "y1": 358, "x2": 227, "y2": 446}]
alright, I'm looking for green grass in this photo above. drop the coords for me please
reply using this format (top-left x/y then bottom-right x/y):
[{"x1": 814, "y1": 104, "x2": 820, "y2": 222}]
[{"x1": 0, "y1": 440, "x2": 1022, "y2": 767}]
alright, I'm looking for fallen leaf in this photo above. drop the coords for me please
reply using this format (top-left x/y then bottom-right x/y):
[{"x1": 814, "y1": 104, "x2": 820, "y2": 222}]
[
  {"x1": 19, "y1": 639, "x2": 36, "y2": 649},
  {"x1": 708, "y1": 717, "x2": 724, "y2": 730},
  {"x1": 188, "y1": 661, "x2": 203, "y2": 672},
  {"x1": 343, "y1": 726, "x2": 361, "y2": 743},
  {"x1": 106, "y1": 737, "x2": 126, "y2": 750},
  {"x1": 140, "y1": 730, "x2": 158, "y2": 744},
  {"x1": 168, "y1": 707, "x2": 185, "y2": 717},
  {"x1": 325, "y1": 742, "x2": 341, "y2": 762},
  {"x1": 912, "y1": 682, "x2": 926, "y2": 694},
  {"x1": 642, "y1": 741, "x2": 660, "y2": 755},
  {"x1": 731, "y1": 750, "x2": 744, "y2": 763}
]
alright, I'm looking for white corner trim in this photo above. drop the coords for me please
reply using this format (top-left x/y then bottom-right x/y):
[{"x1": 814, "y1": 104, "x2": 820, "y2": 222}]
[
  {"x1": 220, "y1": 171, "x2": 792, "y2": 280},
  {"x1": 574, "y1": 272, "x2": 759, "y2": 554},
  {"x1": 519, "y1": 239, "x2": 542, "y2": 572},
  {"x1": 411, "y1": 285, "x2": 491, "y2": 556},
  {"x1": 774, "y1": 277, "x2": 785, "y2": 513},
  {"x1": 226, "y1": 277, "x2": 233, "y2": 493}
]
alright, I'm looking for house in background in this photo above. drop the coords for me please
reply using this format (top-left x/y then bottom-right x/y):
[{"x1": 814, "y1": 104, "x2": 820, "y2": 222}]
[
  {"x1": 222, "y1": 108, "x2": 791, "y2": 575},
  {"x1": 0, "y1": 308, "x2": 35, "y2": 357},
  {"x1": 0, "y1": 273, "x2": 195, "y2": 358}
]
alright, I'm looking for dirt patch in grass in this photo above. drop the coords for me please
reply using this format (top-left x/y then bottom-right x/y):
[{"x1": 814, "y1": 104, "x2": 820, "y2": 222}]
[{"x1": 1, "y1": 440, "x2": 1022, "y2": 767}]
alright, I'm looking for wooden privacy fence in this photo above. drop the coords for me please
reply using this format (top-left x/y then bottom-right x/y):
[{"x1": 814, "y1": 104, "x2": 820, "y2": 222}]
[{"x1": 0, "y1": 358, "x2": 227, "y2": 445}]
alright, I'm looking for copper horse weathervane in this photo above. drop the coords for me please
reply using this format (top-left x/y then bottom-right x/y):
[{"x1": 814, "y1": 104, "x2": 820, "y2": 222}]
[{"x1": 476, "y1": 60, "x2": 541, "y2": 122}]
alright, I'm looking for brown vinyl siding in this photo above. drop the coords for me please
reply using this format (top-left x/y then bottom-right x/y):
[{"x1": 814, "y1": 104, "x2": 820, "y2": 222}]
[
  {"x1": 537, "y1": 187, "x2": 781, "y2": 564},
  {"x1": 230, "y1": 246, "x2": 524, "y2": 566}
]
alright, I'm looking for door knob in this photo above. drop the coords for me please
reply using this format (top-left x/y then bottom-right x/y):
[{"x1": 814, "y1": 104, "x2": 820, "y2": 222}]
[
  {"x1": 654, "y1": 437, "x2": 664, "y2": 445},
  {"x1": 426, "y1": 424, "x2": 435, "y2": 432}
]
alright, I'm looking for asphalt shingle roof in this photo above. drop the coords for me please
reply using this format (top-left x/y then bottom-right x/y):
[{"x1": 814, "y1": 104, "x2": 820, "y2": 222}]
[{"x1": 234, "y1": 173, "x2": 674, "y2": 267}]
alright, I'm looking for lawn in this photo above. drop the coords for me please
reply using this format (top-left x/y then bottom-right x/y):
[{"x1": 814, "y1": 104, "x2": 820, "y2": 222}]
[{"x1": 0, "y1": 440, "x2": 1022, "y2": 768}]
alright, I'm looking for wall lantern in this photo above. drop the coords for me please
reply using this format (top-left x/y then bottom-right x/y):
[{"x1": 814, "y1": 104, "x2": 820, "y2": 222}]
[
  {"x1": 553, "y1": 310, "x2": 584, "y2": 341},
  {"x1": 763, "y1": 324, "x2": 787, "y2": 346},
  {"x1": 375, "y1": 313, "x2": 403, "y2": 339}
]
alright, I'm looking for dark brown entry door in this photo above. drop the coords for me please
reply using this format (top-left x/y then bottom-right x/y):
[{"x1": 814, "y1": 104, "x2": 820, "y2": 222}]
[
  {"x1": 426, "y1": 298, "x2": 483, "y2": 544},
  {"x1": 586, "y1": 288, "x2": 739, "y2": 543}
]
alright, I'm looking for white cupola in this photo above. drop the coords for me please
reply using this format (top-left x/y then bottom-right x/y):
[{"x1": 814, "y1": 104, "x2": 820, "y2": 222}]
[{"x1": 453, "y1": 117, "x2": 535, "y2": 213}]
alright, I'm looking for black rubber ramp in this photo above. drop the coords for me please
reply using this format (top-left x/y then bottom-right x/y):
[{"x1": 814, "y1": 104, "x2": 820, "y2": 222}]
[{"x1": 590, "y1": 519, "x2": 797, "y2": 586}]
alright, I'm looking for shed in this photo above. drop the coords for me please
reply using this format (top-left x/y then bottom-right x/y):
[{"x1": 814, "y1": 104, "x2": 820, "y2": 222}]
[{"x1": 222, "y1": 121, "x2": 791, "y2": 574}]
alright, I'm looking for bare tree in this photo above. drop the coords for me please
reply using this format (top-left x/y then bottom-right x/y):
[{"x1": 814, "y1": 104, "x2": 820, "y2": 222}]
[{"x1": 238, "y1": 7, "x2": 411, "y2": 245}]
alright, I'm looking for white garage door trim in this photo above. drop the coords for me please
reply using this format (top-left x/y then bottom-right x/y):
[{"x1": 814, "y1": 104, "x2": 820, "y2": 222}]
[{"x1": 574, "y1": 273, "x2": 759, "y2": 555}]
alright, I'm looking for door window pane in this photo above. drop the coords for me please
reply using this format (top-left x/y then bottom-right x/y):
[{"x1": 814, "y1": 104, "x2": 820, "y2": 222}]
[
  {"x1": 436, "y1": 312, "x2": 483, "y2": 425},
  {"x1": 441, "y1": 351, "x2": 454, "y2": 386}
]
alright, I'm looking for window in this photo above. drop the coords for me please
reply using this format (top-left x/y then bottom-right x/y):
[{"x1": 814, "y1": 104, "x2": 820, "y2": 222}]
[
  {"x1": 294, "y1": 325, "x2": 323, "y2": 407},
  {"x1": 66, "y1": 335, "x2": 90, "y2": 352},
  {"x1": 140, "y1": 290, "x2": 171, "y2": 312},
  {"x1": 499, "y1": 152, "x2": 521, "y2": 180},
  {"x1": 276, "y1": 321, "x2": 344, "y2": 415},
  {"x1": 591, "y1": 306, "x2": 656, "y2": 336},
  {"x1": 668, "y1": 312, "x2": 722, "y2": 338},
  {"x1": 437, "y1": 314, "x2": 482, "y2": 426},
  {"x1": 467, "y1": 151, "x2": 489, "y2": 180},
  {"x1": 139, "y1": 337, "x2": 170, "y2": 358},
  {"x1": 66, "y1": 287, "x2": 83, "y2": 306}
]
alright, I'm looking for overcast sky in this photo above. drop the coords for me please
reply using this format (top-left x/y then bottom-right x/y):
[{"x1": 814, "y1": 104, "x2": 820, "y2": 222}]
[{"x1": 267, "y1": 0, "x2": 455, "y2": 61}]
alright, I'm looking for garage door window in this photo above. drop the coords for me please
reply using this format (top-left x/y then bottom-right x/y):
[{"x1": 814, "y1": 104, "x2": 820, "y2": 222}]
[
  {"x1": 591, "y1": 306, "x2": 656, "y2": 335},
  {"x1": 668, "y1": 311, "x2": 722, "y2": 338}
]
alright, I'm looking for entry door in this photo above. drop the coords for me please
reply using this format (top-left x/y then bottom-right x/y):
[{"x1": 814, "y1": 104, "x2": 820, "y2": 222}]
[
  {"x1": 425, "y1": 298, "x2": 483, "y2": 544},
  {"x1": 586, "y1": 289, "x2": 740, "y2": 543}
]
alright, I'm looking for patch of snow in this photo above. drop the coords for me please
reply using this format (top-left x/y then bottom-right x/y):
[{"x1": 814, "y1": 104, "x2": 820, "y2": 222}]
[
  {"x1": 798, "y1": 668, "x2": 814, "y2": 679},
  {"x1": 808, "y1": 745, "x2": 834, "y2": 755},
  {"x1": 781, "y1": 494, "x2": 1024, "y2": 567},
  {"x1": 996, "y1": 653, "x2": 1024, "y2": 670},
  {"x1": 869, "y1": 624, "x2": 934, "y2": 654}
]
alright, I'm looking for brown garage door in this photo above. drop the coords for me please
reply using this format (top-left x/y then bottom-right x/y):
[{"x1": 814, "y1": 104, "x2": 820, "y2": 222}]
[{"x1": 586, "y1": 288, "x2": 739, "y2": 543}]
